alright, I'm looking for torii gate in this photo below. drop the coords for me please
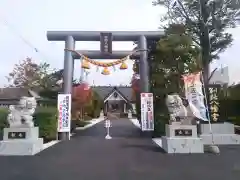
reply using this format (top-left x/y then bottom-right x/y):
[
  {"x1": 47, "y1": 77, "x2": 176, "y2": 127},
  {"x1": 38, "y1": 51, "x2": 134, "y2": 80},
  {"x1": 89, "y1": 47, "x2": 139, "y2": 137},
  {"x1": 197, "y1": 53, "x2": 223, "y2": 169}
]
[{"x1": 47, "y1": 31, "x2": 164, "y2": 140}]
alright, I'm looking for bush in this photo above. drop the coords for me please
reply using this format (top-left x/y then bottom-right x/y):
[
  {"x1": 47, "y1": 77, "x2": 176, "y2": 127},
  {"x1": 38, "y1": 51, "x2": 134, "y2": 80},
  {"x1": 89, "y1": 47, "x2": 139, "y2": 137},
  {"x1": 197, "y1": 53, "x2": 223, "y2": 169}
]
[
  {"x1": 0, "y1": 108, "x2": 8, "y2": 129},
  {"x1": 33, "y1": 107, "x2": 57, "y2": 143},
  {"x1": 0, "y1": 108, "x2": 8, "y2": 140},
  {"x1": 82, "y1": 102, "x2": 102, "y2": 119},
  {"x1": 84, "y1": 103, "x2": 94, "y2": 117},
  {"x1": 227, "y1": 116, "x2": 240, "y2": 126},
  {"x1": 219, "y1": 100, "x2": 240, "y2": 118},
  {"x1": 75, "y1": 120, "x2": 89, "y2": 127},
  {"x1": 153, "y1": 113, "x2": 169, "y2": 137},
  {"x1": 92, "y1": 108, "x2": 101, "y2": 118},
  {"x1": 71, "y1": 120, "x2": 77, "y2": 132},
  {"x1": 84, "y1": 115, "x2": 92, "y2": 121},
  {"x1": 91, "y1": 92, "x2": 103, "y2": 118}
]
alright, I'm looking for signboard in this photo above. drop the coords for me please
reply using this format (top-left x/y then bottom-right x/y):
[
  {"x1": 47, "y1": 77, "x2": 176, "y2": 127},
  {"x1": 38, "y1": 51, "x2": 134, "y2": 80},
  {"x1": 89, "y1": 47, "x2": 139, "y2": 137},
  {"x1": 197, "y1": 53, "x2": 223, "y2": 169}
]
[
  {"x1": 140, "y1": 93, "x2": 154, "y2": 131},
  {"x1": 8, "y1": 132, "x2": 26, "y2": 139},
  {"x1": 174, "y1": 129, "x2": 192, "y2": 136},
  {"x1": 105, "y1": 120, "x2": 111, "y2": 128},
  {"x1": 57, "y1": 94, "x2": 71, "y2": 132},
  {"x1": 100, "y1": 32, "x2": 112, "y2": 53}
]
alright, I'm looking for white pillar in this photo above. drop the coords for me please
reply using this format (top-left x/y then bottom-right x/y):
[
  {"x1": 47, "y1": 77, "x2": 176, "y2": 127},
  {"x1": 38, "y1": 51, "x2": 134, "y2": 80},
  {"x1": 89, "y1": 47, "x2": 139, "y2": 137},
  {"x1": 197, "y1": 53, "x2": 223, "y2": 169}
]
[{"x1": 124, "y1": 103, "x2": 126, "y2": 113}]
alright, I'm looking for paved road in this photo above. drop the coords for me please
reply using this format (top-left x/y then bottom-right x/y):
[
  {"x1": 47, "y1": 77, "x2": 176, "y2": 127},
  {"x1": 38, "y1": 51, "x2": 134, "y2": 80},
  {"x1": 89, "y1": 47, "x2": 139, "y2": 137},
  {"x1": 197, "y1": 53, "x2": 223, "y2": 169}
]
[{"x1": 0, "y1": 119, "x2": 240, "y2": 180}]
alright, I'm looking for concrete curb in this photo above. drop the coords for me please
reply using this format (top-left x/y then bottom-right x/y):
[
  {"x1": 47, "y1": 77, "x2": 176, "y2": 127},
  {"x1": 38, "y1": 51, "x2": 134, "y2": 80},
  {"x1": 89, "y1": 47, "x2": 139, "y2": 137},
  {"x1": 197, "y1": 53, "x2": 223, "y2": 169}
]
[
  {"x1": 152, "y1": 138, "x2": 162, "y2": 147},
  {"x1": 42, "y1": 140, "x2": 60, "y2": 150},
  {"x1": 129, "y1": 118, "x2": 141, "y2": 129},
  {"x1": 75, "y1": 117, "x2": 105, "y2": 130}
]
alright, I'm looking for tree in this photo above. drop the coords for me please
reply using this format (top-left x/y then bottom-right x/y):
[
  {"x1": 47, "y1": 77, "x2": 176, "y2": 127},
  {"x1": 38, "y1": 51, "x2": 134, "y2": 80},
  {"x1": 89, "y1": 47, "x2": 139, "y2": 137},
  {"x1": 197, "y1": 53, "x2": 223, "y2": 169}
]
[
  {"x1": 72, "y1": 83, "x2": 92, "y2": 120},
  {"x1": 6, "y1": 57, "x2": 54, "y2": 89},
  {"x1": 149, "y1": 24, "x2": 201, "y2": 135},
  {"x1": 151, "y1": 24, "x2": 201, "y2": 96},
  {"x1": 153, "y1": 0, "x2": 240, "y2": 60},
  {"x1": 153, "y1": 0, "x2": 240, "y2": 114}
]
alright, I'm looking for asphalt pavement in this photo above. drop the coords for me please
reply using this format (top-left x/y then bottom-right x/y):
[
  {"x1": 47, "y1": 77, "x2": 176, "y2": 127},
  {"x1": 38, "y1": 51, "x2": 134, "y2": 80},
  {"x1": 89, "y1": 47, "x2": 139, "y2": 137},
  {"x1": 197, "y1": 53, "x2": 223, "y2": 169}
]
[{"x1": 0, "y1": 118, "x2": 240, "y2": 180}]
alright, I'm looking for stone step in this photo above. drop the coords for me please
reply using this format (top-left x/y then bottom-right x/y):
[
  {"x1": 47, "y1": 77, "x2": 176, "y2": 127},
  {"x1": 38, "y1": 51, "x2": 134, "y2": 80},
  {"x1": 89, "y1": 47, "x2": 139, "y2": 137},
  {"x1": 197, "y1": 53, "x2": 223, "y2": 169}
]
[{"x1": 0, "y1": 139, "x2": 43, "y2": 156}]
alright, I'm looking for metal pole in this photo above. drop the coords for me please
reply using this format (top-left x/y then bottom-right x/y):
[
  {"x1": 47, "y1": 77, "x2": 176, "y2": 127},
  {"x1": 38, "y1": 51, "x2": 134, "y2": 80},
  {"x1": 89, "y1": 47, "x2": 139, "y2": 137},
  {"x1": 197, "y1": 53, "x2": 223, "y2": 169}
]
[
  {"x1": 107, "y1": 126, "x2": 110, "y2": 135},
  {"x1": 199, "y1": 0, "x2": 211, "y2": 101},
  {"x1": 139, "y1": 35, "x2": 149, "y2": 93},
  {"x1": 198, "y1": 0, "x2": 220, "y2": 153},
  {"x1": 139, "y1": 35, "x2": 153, "y2": 136},
  {"x1": 80, "y1": 67, "x2": 84, "y2": 82},
  {"x1": 61, "y1": 35, "x2": 75, "y2": 141}
]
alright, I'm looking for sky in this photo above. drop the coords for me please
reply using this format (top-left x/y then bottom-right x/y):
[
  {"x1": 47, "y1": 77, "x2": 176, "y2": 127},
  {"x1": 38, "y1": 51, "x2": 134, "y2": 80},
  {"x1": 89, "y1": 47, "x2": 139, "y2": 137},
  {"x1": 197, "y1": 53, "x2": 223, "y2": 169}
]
[{"x1": 0, "y1": 0, "x2": 239, "y2": 87}]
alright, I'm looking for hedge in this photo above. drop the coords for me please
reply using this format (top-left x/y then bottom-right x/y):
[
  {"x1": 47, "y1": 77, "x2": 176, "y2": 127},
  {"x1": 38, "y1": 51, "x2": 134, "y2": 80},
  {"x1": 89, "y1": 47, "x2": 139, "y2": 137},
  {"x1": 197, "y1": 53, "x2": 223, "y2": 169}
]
[
  {"x1": 74, "y1": 120, "x2": 90, "y2": 127},
  {"x1": 153, "y1": 113, "x2": 169, "y2": 137},
  {"x1": 0, "y1": 106, "x2": 94, "y2": 142},
  {"x1": 227, "y1": 116, "x2": 240, "y2": 126},
  {"x1": 33, "y1": 107, "x2": 57, "y2": 143},
  {"x1": 218, "y1": 100, "x2": 240, "y2": 125},
  {"x1": 0, "y1": 108, "x2": 8, "y2": 140},
  {"x1": 84, "y1": 100, "x2": 102, "y2": 119}
]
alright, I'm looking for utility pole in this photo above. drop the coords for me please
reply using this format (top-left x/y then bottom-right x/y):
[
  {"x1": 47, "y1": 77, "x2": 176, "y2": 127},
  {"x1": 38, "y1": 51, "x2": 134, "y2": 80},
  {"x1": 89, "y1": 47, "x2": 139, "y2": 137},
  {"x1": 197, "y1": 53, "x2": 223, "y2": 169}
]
[{"x1": 199, "y1": 0, "x2": 212, "y2": 105}]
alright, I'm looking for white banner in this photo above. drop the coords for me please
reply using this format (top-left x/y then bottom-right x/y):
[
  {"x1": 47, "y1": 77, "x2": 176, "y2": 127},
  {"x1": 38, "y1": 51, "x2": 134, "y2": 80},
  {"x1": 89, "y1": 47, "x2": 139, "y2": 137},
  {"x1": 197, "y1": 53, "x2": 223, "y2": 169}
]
[
  {"x1": 57, "y1": 94, "x2": 72, "y2": 132},
  {"x1": 140, "y1": 93, "x2": 154, "y2": 131},
  {"x1": 182, "y1": 72, "x2": 208, "y2": 121}
]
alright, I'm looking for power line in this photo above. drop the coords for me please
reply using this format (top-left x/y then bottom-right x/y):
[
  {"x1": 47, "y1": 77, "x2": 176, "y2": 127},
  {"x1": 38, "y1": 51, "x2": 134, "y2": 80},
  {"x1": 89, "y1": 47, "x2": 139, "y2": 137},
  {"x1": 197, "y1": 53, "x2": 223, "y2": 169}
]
[
  {"x1": 0, "y1": 18, "x2": 39, "y2": 52},
  {"x1": 0, "y1": 15, "x2": 52, "y2": 62}
]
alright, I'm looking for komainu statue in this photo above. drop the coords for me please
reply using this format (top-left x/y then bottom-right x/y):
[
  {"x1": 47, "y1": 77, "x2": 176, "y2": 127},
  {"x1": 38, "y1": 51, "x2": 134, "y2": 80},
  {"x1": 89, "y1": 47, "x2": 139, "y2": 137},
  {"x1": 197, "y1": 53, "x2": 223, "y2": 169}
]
[
  {"x1": 7, "y1": 97, "x2": 37, "y2": 128},
  {"x1": 165, "y1": 94, "x2": 195, "y2": 125}
]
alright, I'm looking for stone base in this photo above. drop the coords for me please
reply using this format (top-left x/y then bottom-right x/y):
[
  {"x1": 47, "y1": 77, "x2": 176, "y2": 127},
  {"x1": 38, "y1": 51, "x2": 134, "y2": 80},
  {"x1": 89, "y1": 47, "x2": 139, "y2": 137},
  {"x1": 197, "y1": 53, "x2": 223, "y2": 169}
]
[
  {"x1": 166, "y1": 124, "x2": 198, "y2": 138},
  {"x1": 200, "y1": 134, "x2": 240, "y2": 145},
  {"x1": 162, "y1": 136, "x2": 204, "y2": 154},
  {"x1": 200, "y1": 122, "x2": 235, "y2": 134},
  {"x1": 128, "y1": 115, "x2": 132, "y2": 119},
  {"x1": 3, "y1": 127, "x2": 39, "y2": 140},
  {"x1": 200, "y1": 122, "x2": 240, "y2": 145},
  {"x1": 0, "y1": 127, "x2": 44, "y2": 156},
  {"x1": 0, "y1": 138, "x2": 43, "y2": 156}
]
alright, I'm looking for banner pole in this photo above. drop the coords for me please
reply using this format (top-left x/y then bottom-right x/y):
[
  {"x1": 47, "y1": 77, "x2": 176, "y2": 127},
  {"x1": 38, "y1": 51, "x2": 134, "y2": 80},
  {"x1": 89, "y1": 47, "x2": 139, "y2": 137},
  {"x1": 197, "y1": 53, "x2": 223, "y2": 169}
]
[{"x1": 200, "y1": 72, "x2": 215, "y2": 144}]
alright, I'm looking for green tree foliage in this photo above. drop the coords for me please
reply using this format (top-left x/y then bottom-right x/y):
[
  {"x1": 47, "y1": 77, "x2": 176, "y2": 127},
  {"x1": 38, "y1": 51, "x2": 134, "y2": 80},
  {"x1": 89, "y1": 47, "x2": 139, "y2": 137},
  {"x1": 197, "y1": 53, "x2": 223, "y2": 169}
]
[
  {"x1": 150, "y1": 24, "x2": 201, "y2": 136},
  {"x1": 224, "y1": 84, "x2": 240, "y2": 100},
  {"x1": 34, "y1": 107, "x2": 57, "y2": 142},
  {"x1": 153, "y1": 0, "x2": 240, "y2": 61},
  {"x1": 151, "y1": 24, "x2": 201, "y2": 99}
]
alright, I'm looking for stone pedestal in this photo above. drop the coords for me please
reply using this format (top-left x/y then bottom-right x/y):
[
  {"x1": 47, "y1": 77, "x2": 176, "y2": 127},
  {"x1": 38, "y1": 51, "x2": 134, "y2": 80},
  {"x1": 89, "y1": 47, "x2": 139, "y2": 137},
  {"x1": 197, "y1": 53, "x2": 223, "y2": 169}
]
[
  {"x1": 162, "y1": 124, "x2": 204, "y2": 154},
  {"x1": 100, "y1": 110, "x2": 104, "y2": 118},
  {"x1": 200, "y1": 122, "x2": 240, "y2": 145},
  {"x1": 128, "y1": 112, "x2": 132, "y2": 119},
  {"x1": 0, "y1": 127, "x2": 43, "y2": 156}
]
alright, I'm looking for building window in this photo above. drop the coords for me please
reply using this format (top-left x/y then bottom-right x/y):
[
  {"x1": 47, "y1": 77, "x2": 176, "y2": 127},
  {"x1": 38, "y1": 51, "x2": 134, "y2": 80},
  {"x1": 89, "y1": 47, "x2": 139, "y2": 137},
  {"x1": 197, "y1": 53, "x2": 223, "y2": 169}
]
[{"x1": 113, "y1": 92, "x2": 118, "y2": 98}]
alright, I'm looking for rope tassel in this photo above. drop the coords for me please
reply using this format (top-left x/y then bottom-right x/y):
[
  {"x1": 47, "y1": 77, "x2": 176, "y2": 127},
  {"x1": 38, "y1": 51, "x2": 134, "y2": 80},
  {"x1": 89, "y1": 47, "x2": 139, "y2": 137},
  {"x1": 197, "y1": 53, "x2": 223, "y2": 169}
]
[
  {"x1": 81, "y1": 59, "x2": 90, "y2": 69},
  {"x1": 119, "y1": 61, "x2": 128, "y2": 70},
  {"x1": 101, "y1": 67, "x2": 110, "y2": 75}
]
